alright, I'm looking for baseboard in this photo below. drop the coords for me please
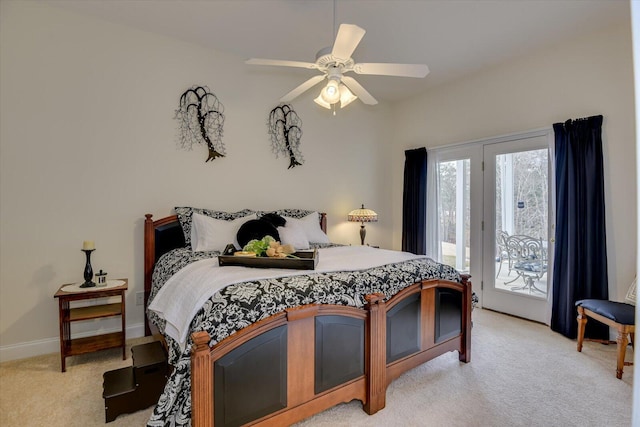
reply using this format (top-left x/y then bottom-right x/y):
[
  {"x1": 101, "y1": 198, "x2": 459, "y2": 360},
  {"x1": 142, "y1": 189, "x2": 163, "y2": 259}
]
[{"x1": 0, "y1": 323, "x2": 146, "y2": 363}]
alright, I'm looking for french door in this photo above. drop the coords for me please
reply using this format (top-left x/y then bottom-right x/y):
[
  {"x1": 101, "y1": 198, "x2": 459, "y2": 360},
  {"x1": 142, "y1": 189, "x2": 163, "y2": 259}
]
[
  {"x1": 431, "y1": 130, "x2": 552, "y2": 323},
  {"x1": 430, "y1": 145, "x2": 483, "y2": 303},
  {"x1": 481, "y1": 132, "x2": 552, "y2": 323}
]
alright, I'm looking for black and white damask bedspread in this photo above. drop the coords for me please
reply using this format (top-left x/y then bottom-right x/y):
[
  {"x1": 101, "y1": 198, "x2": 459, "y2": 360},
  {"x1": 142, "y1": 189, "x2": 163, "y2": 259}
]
[{"x1": 146, "y1": 246, "x2": 468, "y2": 427}]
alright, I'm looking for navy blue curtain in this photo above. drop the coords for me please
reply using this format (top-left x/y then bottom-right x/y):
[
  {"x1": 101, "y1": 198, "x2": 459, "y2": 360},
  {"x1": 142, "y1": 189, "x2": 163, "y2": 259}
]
[
  {"x1": 402, "y1": 148, "x2": 427, "y2": 254},
  {"x1": 551, "y1": 115, "x2": 609, "y2": 340}
]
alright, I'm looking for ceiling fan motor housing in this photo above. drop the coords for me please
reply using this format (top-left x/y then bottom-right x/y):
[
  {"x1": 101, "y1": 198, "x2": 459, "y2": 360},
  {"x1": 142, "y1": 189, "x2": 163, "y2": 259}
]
[{"x1": 315, "y1": 47, "x2": 355, "y2": 72}]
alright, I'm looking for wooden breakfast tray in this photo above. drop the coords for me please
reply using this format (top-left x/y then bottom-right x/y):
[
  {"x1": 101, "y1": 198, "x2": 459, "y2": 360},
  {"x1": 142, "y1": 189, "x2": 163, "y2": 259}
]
[{"x1": 218, "y1": 249, "x2": 318, "y2": 270}]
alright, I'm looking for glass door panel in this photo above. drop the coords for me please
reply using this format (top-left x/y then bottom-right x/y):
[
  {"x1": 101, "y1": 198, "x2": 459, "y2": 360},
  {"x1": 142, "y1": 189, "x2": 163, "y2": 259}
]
[
  {"x1": 430, "y1": 145, "x2": 482, "y2": 302},
  {"x1": 495, "y1": 149, "x2": 548, "y2": 295},
  {"x1": 437, "y1": 159, "x2": 471, "y2": 272}
]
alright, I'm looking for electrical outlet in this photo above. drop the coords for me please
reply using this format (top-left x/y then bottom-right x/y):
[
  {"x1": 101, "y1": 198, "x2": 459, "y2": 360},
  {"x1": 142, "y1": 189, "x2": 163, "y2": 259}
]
[{"x1": 136, "y1": 292, "x2": 144, "y2": 306}]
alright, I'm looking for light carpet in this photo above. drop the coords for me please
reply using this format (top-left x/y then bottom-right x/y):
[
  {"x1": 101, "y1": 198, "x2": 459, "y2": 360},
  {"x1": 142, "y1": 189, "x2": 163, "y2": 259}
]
[{"x1": 0, "y1": 309, "x2": 633, "y2": 426}]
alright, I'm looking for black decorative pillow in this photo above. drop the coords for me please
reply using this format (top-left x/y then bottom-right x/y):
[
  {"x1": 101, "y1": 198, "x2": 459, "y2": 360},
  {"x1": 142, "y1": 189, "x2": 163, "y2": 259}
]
[
  {"x1": 237, "y1": 218, "x2": 281, "y2": 249},
  {"x1": 259, "y1": 213, "x2": 287, "y2": 228},
  {"x1": 175, "y1": 207, "x2": 255, "y2": 246}
]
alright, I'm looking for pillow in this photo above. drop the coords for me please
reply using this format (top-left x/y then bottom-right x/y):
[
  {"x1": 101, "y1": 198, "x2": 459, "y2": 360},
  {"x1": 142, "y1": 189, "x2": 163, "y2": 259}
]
[
  {"x1": 236, "y1": 219, "x2": 280, "y2": 249},
  {"x1": 175, "y1": 206, "x2": 254, "y2": 246},
  {"x1": 191, "y1": 212, "x2": 257, "y2": 252},
  {"x1": 256, "y1": 209, "x2": 314, "y2": 219},
  {"x1": 277, "y1": 221, "x2": 310, "y2": 250},
  {"x1": 259, "y1": 213, "x2": 286, "y2": 228},
  {"x1": 284, "y1": 211, "x2": 329, "y2": 244},
  {"x1": 625, "y1": 277, "x2": 637, "y2": 306}
]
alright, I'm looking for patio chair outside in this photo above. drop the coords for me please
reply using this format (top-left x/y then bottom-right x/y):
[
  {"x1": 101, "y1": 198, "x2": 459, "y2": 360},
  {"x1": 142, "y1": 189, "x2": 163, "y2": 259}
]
[
  {"x1": 503, "y1": 235, "x2": 547, "y2": 293},
  {"x1": 496, "y1": 230, "x2": 509, "y2": 277}
]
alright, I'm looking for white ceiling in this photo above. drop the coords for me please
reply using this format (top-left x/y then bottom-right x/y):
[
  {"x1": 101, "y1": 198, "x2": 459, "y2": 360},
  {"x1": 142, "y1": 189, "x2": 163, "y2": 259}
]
[{"x1": 46, "y1": 0, "x2": 629, "y2": 104}]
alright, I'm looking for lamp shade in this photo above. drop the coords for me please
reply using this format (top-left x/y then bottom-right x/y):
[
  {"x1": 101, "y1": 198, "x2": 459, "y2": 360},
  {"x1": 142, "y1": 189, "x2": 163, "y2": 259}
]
[
  {"x1": 348, "y1": 204, "x2": 378, "y2": 223},
  {"x1": 314, "y1": 94, "x2": 331, "y2": 109},
  {"x1": 320, "y1": 80, "x2": 340, "y2": 104},
  {"x1": 339, "y1": 84, "x2": 358, "y2": 108}
]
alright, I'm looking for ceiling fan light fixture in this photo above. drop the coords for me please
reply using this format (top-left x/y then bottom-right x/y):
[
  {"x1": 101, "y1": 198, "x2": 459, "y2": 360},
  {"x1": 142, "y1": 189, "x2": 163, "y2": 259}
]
[
  {"x1": 320, "y1": 79, "x2": 341, "y2": 104},
  {"x1": 339, "y1": 84, "x2": 357, "y2": 108},
  {"x1": 314, "y1": 94, "x2": 331, "y2": 109}
]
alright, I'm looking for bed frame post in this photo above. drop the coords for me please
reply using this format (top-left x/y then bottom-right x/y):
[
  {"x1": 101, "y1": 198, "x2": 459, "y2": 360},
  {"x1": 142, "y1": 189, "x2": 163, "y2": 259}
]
[
  {"x1": 364, "y1": 293, "x2": 386, "y2": 414},
  {"x1": 191, "y1": 331, "x2": 213, "y2": 427},
  {"x1": 144, "y1": 214, "x2": 155, "y2": 336},
  {"x1": 459, "y1": 274, "x2": 472, "y2": 363},
  {"x1": 319, "y1": 212, "x2": 327, "y2": 233}
]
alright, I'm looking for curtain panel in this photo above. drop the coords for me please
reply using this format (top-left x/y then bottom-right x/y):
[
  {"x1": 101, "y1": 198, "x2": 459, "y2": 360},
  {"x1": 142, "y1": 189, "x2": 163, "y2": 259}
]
[
  {"x1": 550, "y1": 115, "x2": 609, "y2": 339},
  {"x1": 402, "y1": 148, "x2": 427, "y2": 255}
]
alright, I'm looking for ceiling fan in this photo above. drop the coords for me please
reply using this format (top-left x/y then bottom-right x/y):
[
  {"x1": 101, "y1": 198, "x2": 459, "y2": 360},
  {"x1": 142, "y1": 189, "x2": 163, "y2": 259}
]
[{"x1": 246, "y1": 23, "x2": 429, "y2": 110}]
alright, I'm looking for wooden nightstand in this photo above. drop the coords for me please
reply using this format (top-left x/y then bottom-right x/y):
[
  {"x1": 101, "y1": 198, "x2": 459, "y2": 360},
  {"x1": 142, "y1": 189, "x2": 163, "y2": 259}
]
[{"x1": 54, "y1": 279, "x2": 128, "y2": 372}]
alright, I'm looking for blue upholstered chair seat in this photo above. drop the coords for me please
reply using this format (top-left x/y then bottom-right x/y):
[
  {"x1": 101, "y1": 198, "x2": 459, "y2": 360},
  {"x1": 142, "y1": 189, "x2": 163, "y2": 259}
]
[{"x1": 575, "y1": 299, "x2": 635, "y2": 325}]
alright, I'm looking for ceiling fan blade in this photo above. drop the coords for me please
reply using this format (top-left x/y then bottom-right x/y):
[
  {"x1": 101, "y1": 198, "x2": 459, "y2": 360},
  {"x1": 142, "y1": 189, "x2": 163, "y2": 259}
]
[
  {"x1": 280, "y1": 75, "x2": 326, "y2": 102},
  {"x1": 354, "y1": 63, "x2": 430, "y2": 78},
  {"x1": 341, "y1": 76, "x2": 377, "y2": 105},
  {"x1": 246, "y1": 58, "x2": 318, "y2": 70},
  {"x1": 331, "y1": 24, "x2": 366, "y2": 60}
]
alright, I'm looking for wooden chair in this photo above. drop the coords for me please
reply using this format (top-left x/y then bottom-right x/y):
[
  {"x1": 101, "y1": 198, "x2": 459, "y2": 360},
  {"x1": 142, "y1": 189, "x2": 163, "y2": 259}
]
[{"x1": 576, "y1": 299, "x2": 635, "y2": 379}]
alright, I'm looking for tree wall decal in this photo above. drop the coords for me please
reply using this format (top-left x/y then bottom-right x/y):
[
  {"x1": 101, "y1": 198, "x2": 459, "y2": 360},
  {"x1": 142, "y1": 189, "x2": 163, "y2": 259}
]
[
  {"x1": 268, "y1": 104, "x2": 304, "y2": 169},
  {"x1": 175, "y1": 85, "x2": 225, "y2": 162}
]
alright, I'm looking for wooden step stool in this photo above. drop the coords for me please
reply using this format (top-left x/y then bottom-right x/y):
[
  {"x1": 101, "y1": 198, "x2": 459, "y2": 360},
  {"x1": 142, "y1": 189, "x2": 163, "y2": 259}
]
[{"x1": 103, "y1": 340, "x2": 168, "y2": 422}]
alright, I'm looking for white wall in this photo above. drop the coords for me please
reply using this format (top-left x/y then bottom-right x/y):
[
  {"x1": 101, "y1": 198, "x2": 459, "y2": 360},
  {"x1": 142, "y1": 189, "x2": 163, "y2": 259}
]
[
  {"x1": 390, "y1": 21, "x2": 636, "y2": 301},
  {"x1": 0, "y1": 2, "x2": 392, "y2": 360},
  {"x1": 630, "y1": 1, "x2": 640, "y2": 423}
]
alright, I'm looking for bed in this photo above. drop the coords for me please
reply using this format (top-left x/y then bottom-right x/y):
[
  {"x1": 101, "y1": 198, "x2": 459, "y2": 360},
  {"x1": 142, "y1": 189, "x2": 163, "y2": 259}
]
[{"x1": 143, "y1": 208, "x2": 473, "y2": 427}]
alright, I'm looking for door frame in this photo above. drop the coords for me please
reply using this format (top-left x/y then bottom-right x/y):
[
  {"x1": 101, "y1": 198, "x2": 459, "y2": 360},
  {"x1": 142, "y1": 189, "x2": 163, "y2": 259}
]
[{"x1": 427, "y1": 128, "x2": 553, "y2": 322}]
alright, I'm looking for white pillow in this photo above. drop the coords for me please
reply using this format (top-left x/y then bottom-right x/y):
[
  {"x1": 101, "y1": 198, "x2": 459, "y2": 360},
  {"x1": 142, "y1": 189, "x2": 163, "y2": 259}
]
[
  {"x1": 191, "y1": 212, "x2": 257, "y2": 252},
  {"x1": 284, "y1": 212, "x2": 330, "y2": 244},
  {"x1": 277, "y1": 221, "x2": 310, "y2": 250}
]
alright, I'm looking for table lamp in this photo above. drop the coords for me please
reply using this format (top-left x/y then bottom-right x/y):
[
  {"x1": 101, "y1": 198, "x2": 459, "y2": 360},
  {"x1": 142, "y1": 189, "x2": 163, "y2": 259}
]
[{"x1": 348, "y1": 204, "x2": 378, "y2": 245}]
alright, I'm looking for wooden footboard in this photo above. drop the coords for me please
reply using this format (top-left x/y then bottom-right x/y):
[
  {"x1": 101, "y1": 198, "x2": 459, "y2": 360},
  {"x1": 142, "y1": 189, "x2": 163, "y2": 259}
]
[{"x1": 191, "y1": 276, "x2": 472, "y2": 427}]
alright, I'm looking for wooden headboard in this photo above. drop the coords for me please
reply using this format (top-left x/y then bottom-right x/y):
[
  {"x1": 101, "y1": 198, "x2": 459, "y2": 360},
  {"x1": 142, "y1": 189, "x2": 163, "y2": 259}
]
[{"x1": 143, "y1": 212, "x2": 327, "y2": 336}]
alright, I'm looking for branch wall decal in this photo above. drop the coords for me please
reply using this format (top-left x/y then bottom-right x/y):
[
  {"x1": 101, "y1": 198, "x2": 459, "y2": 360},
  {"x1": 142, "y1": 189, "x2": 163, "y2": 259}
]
[
  {"x1": 268, "y1": 104, "x2": 304, "y2": 169},
  {"x1": 175, "y1": 85, "x2": 225, "y2": 162}
]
